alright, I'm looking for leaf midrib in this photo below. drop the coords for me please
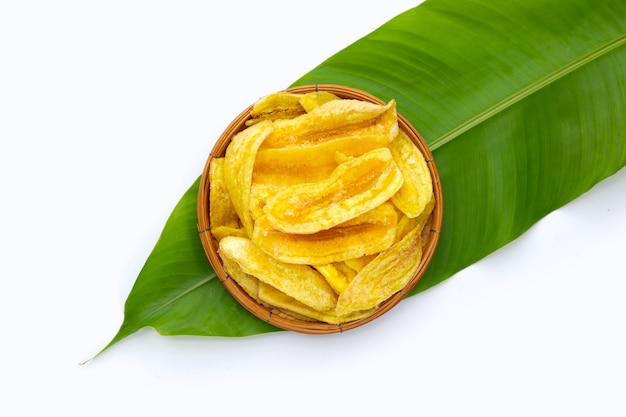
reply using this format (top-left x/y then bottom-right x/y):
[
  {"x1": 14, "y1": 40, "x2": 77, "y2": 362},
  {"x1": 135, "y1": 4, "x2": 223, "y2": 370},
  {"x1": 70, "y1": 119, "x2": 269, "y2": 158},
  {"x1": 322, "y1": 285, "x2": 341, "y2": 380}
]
[
  {"x1": 429, "y1": 34, "x2": 626, "y2": 151},
  {"x1": 152, "y1": 273, "x2": 216, "y2": 315}
]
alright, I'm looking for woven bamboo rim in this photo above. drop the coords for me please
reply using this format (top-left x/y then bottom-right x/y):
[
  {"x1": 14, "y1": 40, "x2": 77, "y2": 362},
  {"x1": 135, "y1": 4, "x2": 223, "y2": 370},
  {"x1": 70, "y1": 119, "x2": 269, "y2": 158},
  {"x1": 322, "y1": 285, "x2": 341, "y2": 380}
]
[{"x1": 197, "y1": 84, "x2": 443, "y2": 334}]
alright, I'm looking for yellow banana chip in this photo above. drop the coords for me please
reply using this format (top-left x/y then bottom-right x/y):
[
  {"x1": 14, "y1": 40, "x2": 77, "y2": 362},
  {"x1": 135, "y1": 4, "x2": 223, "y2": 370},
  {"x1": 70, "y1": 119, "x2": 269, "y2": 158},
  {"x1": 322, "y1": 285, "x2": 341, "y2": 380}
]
[
  {"x1": 392, "y1": 191, "x2": 435, "y2": 242},
  {"x1": 246, "y1": 92, "x2": 306, "y2": 126},
  {"x1": 260, "y1": 99, "x2": 394, "y2": 149},
  {"x1": 247, "y1": 91, "x2": 341, "y2": 127},
  {"x1": 257, "y1": 282, "x2": 375, "y2": 324},
  {"x1": 210, "y1": 225, "x2": 247, "y2": 242},
  {"x1": 220, "y1": 252, "x2": 260, "y2": 300},
  {"x1": 252, "y1": 102, "x2": 398, "y2": 186},
  {"x1": 415, "y1": 194, "x2": 435, "y2": 235},
  {"x1": 218, "y1": 236, "x2": 337, "y2": 311},
  {"x1": 263, "y1": 147, "x2": 404, "y2": 234},
  {"x1": 252, "y1": 202, "x2": 398, "y2": 265},
  {"x1": 209, "y1": 157, "x2": 240, "y2": 231},
  {"x1": 335, "y1": 222, "x2": 424, "y2": 316},
  {"x1": 249, "y1": 183, "x2": 282, "y2": 222},
  {"x1": 416, "y1": 194, "x2": 436, "y2": 247},
  {"x1": 389, "y1": 129, "x2": 433, "y2": 218},
  {"x1": 223, "y1": 120, "x2": 273, "y2": 236},
  {"x1": 313, "y1": 262, "x2": 357, "y2": 294},
  {"x1": 299, "y1": 91, "x2": 341, "y2": 112},
  {"x1": 344, "y1": 255, "x2": 377, "y2": 272}
]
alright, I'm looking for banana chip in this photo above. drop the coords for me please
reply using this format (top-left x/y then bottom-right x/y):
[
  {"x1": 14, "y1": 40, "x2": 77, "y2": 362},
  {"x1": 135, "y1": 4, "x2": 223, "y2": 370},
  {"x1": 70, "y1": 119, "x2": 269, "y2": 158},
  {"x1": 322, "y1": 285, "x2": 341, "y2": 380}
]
[
  {"x1": 299, "y1": 91, "x2": 341, "y2": 112},
  {"x1": 344, "y1": 255, "x2": 377, "y2": 272},
  {"x1": 209, "y1": 158, "x2": 240, "y2": 232},
  {"x1": 223, "y1": 120, "x2": 273, "y2": 236},
  {"x1": 246, "y1": 92, "x2": 306, "y2": 126},
  {"x1": 252, "y1": 202, "x2": 398, "y2": 265},
  {"x1": 252, "y1": 102, "x2": 398, "y2": 186},
  {"x1": 209, "y1": 225, "x2": 247, "y2": 242},
  {"x1": 219, "y1": 236, "x2": 337, "y2": 312},
  {"x1": 262, "y1": 147, "x2": 404, "y2": 234},
  {"x1": 247, "y1": 91, "x2": 340, "y2": 123},
  {"x1": 260, "y1": 100, "x2": 394, "y2": 149},
  {"x1": 220, "y1": 252, "x2": 260, "y2": 300},
  {"x1": 249, "y1": 182, "x2": 282, "y2": 221},
  {"x1": 257, "y1": 281, "x2": 375, "y2": 324},
  {"x1": 336, "y1": 223, "x2": 424, "y2": 316},
  {"x1": 389, "y1": 129, "x2": 433, "y2": 218},
  {"x1": 313, "y1": 262, "x2": 357, "y2": 294}
]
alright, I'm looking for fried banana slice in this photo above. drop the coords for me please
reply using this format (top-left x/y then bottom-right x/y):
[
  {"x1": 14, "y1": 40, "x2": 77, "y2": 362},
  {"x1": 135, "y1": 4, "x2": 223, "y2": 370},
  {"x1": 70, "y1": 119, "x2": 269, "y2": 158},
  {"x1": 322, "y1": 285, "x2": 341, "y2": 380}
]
[
  {"x1": 262, "y1": 147, "x2": 404, "y2": 234},
  {"x1": 388, "y1": 129, "x2": 433, "y2": 218},
  {"x1": 210, "y1": 225, "x2": 247, "y2": 242},
  {"x1": 252, "y1": 103, "x2": 398, "y2": 186},
  {"x1": 394, "y1": 190, "x2": 435, "y2": 239},
  {"x1": 344, "y1": 254, "x2": 377, "y2": 272},
  {"x1": 299, "y1": 91, "x2": 341, "y2": 112},
  {"x1": 246, "y1": 92, "x2": 306, "y2": 126},
  {"x1": 223, "y1": 120, "x2": 273, "y2": 236},
  {"x1": 416, "y1": 194, "x2": 436, "y2": 248},
  {"x1": 249, "y1": 183, "x2": 283, "y2": 222},
  {"x1": 313, "y1": 262, "x2": 357, "y2": 294},
  {"x1": 335, "y1": 222, "x2": 424, "y2": 316},
  {"x1": 260, "y1": 100, "x2": 394, "y2": 149},
  {"x1": 220, "y1": 252, "x2": 260, "y2": 300},
  {"x1": 252, "y1": 202, "x2": 398, "y2": 265},
  {"x1": 218, "y1": 236, "x2": 337, "y2": 311},
  {"x1": 415, "y1": 194, "x2": 435, "y2": 237},
  {"x1": 257, "y1": 282, "x2": 375, "y2": 324},
  {"x1": 209, "y1": 158, "x2": 240, "y2": 231}
]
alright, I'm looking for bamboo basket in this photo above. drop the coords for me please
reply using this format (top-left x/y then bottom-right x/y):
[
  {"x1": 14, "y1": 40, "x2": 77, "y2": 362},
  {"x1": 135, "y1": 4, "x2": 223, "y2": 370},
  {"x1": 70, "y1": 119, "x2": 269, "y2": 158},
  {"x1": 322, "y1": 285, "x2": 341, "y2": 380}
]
[{"x1": 197, "y1": 84, "x2": 443, "y2": 334}]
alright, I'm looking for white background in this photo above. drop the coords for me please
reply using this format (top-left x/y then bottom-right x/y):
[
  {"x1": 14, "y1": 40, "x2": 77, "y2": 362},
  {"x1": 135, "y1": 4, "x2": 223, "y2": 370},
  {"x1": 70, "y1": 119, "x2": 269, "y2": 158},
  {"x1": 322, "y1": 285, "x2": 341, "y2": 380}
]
[{"x1": 1, "y1": 1, "x2": 625, "y2": 416}]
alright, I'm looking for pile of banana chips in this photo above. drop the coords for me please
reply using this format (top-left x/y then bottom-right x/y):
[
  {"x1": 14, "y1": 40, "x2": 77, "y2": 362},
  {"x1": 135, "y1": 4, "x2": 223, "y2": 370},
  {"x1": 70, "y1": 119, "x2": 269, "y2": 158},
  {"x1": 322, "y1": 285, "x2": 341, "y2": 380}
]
[{"x1": 209, "y1": 91, "x2": 434, "y2": 324}]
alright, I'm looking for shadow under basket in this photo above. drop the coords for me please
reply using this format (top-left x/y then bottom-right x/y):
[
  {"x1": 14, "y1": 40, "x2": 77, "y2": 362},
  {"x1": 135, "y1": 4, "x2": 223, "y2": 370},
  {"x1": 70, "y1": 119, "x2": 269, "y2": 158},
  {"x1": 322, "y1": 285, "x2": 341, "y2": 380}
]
[{"x1": 197, "y1": 84, "x2": 443, "y2": 334}]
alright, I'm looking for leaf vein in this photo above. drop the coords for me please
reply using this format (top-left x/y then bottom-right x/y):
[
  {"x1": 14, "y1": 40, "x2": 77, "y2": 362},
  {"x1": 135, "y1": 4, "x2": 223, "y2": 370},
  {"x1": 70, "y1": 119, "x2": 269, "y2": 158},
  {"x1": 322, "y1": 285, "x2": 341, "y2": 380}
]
[
  {"x1": 429, "y1": 34, "x2": 626, "y2": 150},
  {"x1": 153, "y1": 273, "x2": 215, "y2": 314}
]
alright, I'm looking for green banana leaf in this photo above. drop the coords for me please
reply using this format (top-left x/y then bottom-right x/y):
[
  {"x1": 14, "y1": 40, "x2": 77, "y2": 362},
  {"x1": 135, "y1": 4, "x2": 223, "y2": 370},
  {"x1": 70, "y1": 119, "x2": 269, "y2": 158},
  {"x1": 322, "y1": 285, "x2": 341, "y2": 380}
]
[{"x1": 101, "y1": 0, "x2": 626, "y2": 355}]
